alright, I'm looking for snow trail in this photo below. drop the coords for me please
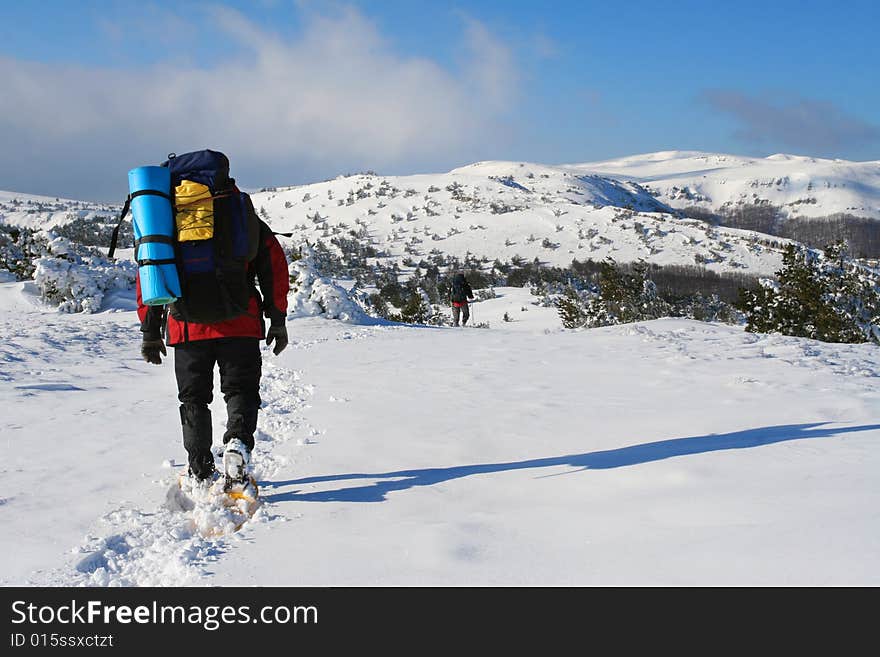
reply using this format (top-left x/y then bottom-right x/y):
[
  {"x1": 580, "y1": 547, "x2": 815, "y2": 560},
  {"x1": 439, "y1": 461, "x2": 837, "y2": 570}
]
[{"x1": 27, "y1": 339, "x2": 320, "y2": 586}]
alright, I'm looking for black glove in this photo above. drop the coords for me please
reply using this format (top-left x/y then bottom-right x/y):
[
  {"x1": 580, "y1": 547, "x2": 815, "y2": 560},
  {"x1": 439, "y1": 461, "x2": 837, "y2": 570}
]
[
  {"x1": 266, "y1": 325, "x2": 288, "y2": 356},
  {"x1": 141, "y1": 336, "x2": 166, "y2": 365}
]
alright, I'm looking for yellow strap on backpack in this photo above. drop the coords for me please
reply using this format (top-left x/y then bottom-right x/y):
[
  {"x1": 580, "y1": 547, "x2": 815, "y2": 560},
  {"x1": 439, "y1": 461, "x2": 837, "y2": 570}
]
[{"x1": 175, "y1": 180, "x2": 214, "y2": 241}]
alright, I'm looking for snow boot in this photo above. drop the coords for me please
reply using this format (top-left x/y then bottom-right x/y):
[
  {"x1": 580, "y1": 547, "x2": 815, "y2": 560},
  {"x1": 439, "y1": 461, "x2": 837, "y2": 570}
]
[{"x1": 223, "y1": 437, "x2": 251, "y2": 484}]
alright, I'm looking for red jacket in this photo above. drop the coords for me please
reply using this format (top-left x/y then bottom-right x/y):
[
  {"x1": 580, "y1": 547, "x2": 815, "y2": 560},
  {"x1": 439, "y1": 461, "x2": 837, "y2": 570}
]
[{"x1": 137, "y1": 219, "x2": 289, "y2": 346}]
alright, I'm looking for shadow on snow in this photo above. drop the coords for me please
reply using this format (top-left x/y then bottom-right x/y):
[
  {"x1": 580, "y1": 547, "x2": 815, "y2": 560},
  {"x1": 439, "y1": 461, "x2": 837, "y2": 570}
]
[{"x1": 264, "y1": 422, "x2": 879, "y2": 504}]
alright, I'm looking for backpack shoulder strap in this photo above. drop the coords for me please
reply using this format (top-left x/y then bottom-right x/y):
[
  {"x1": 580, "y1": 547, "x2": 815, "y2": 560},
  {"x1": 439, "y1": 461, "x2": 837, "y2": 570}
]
[
  {"x1": 108, "y1": 196, "x2": 131, "y2": 259},
  {"x1": 232, "y1": 189, "x2": 260, "y2": 262}
]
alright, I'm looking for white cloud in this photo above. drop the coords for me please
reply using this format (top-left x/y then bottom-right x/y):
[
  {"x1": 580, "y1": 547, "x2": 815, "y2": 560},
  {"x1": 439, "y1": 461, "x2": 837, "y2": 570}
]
[
  {"x1": 0, "y1": 6, "x2": 519, "y2": 199},
  {"x1": 459, "y1": 16, "x2": 519, "y2": 112}
]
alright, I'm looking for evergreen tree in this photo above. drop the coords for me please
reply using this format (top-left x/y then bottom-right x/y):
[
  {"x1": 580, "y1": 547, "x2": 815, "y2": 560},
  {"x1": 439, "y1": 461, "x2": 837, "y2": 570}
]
[
  {"x1": 554, "y1": 258, "x2": 671, "y2": 328},
  {"x1": 736, "y1": 241, "x2": 880, "y2": 344},
  {"x1": 555, "y1": 286, "x2": 589, "y2": 329},
  {"x1": 393, "y1": 289, "x2": 433, "y2": 324},
  {"x1": 583, "y1": 258, "x2": 671, "y2": 326}
]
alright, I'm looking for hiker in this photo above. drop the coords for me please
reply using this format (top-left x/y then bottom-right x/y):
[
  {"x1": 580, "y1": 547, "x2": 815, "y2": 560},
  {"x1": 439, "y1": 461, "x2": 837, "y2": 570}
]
[
  {"x1": 450, "y1": 271, "x2": 475, "y2": 326},
  {"x1": 135, "y1": 150, "x2": 290, "y2": 484}
]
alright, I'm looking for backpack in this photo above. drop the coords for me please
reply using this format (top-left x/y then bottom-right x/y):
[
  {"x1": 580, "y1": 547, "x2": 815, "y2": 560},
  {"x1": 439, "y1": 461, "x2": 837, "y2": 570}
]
[
  {"x1": 111, "y1": 149, "x2": 260, "y2": 323},
  {"x1": 451, "y1": 274, "x2": 469, "y2": 303}
]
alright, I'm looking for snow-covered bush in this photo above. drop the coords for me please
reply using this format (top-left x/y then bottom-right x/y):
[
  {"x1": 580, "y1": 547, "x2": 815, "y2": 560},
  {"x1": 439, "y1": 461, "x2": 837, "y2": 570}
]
[
  {"x1": 33, "y1": 235, "x2": 137, "y2": 313},
  {"x1": 555, "y1": 258, "x2": 671, "y2": 328},
  {"x1": 52, "y1": 214, "x2": 133, "y2": 247},
  {"x1": 0, "y1": 225, "x2": 137, "y2": 312},
  {"x1": 474, "y1": 287, "x2": 497, "y2": 301},
  {"x1": 386, "y1": 288, "x2": 448, "y2": 325},
  {"x1": 674, "y1": 293, "x2": 743, "y2": 324},
  {"x1": 288, "y1": 243, "x2": 371, "y2": 323},
  {"x1": 555, "y1": 258, "x2": 745, "y2": 329},
  {"x1": 0, "y1": 224, "x2": 49, "y2": 280},
  {"x1": 737, "y1": 241, "x2": 880, "y2": 344}
]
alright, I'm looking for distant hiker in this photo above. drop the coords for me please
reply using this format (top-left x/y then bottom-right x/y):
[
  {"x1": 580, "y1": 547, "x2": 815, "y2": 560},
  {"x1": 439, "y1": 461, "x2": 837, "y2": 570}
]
[
  {"x1": 450, "y1": 271, "x2": 475, "y2": 326},
  {"x1": 135, "y1": 150, "x2": 290, "y2": 485}
]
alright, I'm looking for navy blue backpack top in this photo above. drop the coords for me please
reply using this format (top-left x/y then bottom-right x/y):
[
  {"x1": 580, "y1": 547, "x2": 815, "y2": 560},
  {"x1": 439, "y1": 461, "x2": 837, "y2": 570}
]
[{"x1": 162, "y1": 149, "x2": 259, "y2": 324}]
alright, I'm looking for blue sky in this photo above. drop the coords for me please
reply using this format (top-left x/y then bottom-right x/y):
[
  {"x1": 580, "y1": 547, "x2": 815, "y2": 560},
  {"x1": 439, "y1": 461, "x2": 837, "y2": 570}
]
[{"x1": 1, "y1": 0, "x2": 878, "y2": 201}]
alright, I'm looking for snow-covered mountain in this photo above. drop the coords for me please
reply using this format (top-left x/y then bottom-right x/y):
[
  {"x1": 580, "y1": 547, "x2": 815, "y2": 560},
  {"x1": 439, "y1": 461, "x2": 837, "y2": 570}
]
[
  {"x1": 249, "y1": 161, "x2": 789, "y2": 277},
  {"x1": 4, "y1": 150, "x2": 880, "y2": 283},
  {"x1": 564, "y1": 150, "x2": 880, "y2": 221}
]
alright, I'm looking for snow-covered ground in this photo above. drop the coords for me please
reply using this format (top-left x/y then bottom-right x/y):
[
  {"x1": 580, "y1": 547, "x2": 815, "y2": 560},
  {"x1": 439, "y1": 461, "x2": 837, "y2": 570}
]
[{"x1": 3, "y1": 282, "x2": 878, "y2": 586}]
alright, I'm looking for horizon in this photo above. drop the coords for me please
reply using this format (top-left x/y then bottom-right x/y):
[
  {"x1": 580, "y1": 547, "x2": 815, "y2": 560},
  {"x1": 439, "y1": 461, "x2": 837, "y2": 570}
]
[
  {"x1": 2, "y1": 146, "x2": 879, "y2": 205},
  {"x1": 1, "y1": 0, "x2": 878, "y2": 202}
]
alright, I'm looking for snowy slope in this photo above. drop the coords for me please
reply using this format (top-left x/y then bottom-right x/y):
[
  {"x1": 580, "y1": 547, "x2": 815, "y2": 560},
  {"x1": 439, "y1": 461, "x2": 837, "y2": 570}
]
[
  {"x1": 250, "y1": 166, "x2": 788, "y2": 276},
  {"x1": 5, "y1": 149, "x2": 880, "y2": 287},
  {"x1": 564, "y1": 150, "x2": 880, "y2": 220},
  {"x1": 0, "y1": 156, "x2": 802, "y2": 280},
  {"x1": 0, "y1": 190, "x2": 117, "y2": 231},
  {"x1": 2, "y1": 282, "x2": 879, "y2": 586}
]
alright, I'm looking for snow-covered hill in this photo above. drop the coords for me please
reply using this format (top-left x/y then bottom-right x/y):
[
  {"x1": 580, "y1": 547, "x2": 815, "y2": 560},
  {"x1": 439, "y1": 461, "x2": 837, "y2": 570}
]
[
  {"x1": 5, "y1": 149, "x2": 880, "y2": 285},
  {"x1": 565, "y1": 150, "x2": 880, "y2": 221},
  {"x1": 0, "y1": 190, "x2": 117, "y2": 231},
  {"x1": 250, "y1": 163, "x2": 788, "y2": 276}
]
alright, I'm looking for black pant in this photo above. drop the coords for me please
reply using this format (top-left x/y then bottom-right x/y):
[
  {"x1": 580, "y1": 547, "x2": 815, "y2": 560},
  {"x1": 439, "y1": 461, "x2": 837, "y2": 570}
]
[
  {"x1": 452, "y1": 303, "x2": 469, "y2": 326},
  {"x1": 174, "y1": 338, "x2": 262, "y2": 468}
]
